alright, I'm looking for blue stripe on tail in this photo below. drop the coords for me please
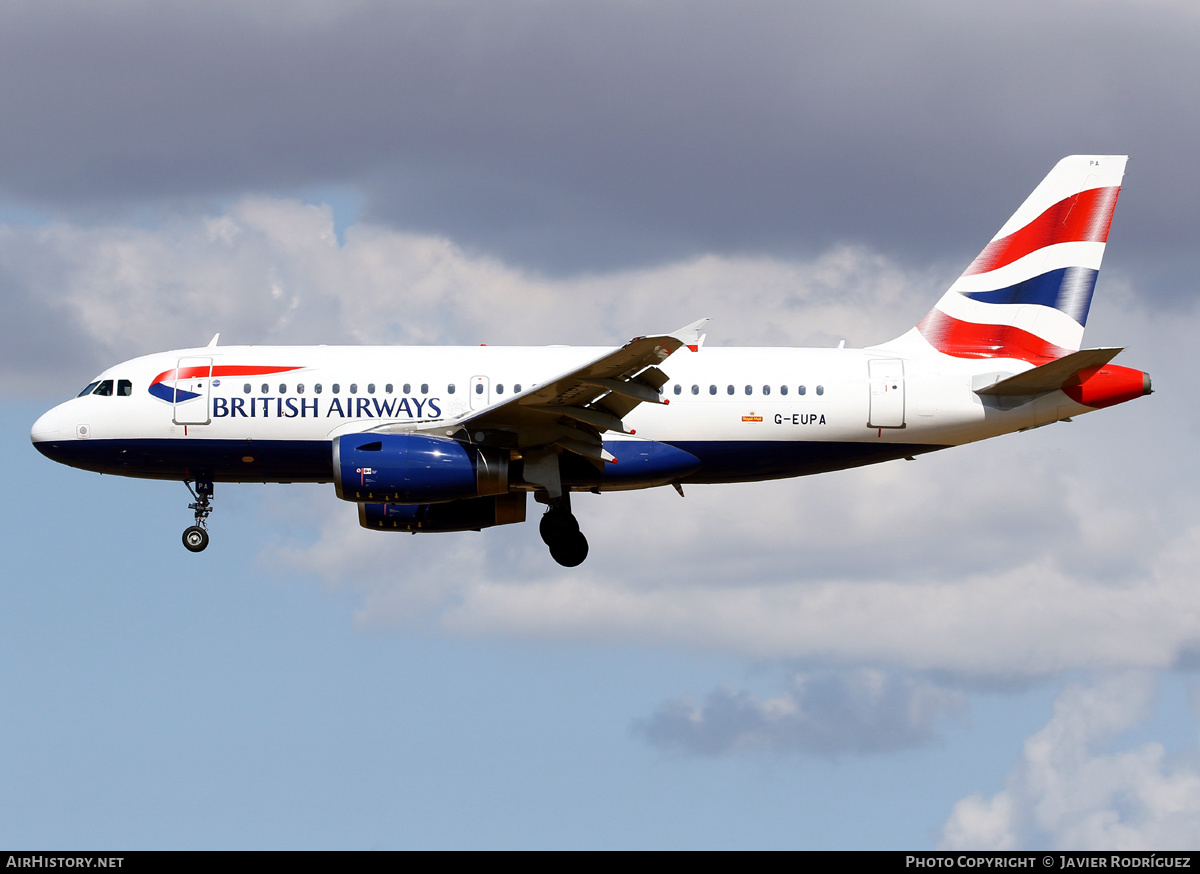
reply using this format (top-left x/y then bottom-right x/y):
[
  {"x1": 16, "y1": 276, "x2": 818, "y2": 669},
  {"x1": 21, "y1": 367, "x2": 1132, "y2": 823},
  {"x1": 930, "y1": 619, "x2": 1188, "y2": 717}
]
[{"x1": 961, "y1": 266, "x2": 1098, "y2": 326}]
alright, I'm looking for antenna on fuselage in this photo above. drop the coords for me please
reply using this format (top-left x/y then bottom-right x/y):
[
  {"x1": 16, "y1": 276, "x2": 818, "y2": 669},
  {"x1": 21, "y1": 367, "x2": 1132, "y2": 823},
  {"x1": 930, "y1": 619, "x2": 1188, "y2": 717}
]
[{"x1": 207, "y1": 333, "x2": 220, "y2": 347}]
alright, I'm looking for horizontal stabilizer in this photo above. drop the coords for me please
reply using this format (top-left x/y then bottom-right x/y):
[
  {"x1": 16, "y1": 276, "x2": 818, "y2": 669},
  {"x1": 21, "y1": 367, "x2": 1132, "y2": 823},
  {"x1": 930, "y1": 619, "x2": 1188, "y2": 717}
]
[{"x1": 974, "y1": 347, "x2": 1124, "y2": 397}]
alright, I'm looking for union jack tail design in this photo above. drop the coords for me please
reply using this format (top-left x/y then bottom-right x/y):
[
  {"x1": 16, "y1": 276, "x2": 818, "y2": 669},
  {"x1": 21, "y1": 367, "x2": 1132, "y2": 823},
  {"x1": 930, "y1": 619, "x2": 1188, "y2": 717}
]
[{"x1": 909, "y1": 155, "x2": 1126, "y2": 361}]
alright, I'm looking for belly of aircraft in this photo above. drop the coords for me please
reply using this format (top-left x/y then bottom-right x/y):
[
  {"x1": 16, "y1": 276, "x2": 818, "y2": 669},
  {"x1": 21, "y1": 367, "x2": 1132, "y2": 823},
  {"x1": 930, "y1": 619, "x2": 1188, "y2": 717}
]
[
  {"x1": 33, "y1": 436, "x2": 949, "y2": 487},
  {"x1": 32, "y1": 438, "x2": 335, "y2": 483},
  {"x1": 669, "y1": 439, "x2": 948, "y2": 483}
]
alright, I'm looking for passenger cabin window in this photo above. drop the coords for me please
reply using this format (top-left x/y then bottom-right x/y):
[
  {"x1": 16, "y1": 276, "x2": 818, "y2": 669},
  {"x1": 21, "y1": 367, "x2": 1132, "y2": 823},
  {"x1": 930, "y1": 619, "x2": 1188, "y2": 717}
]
[
  {"x1": 673, "y1": 384, "x2": 682, "y2": 395},
  {"x1": 350, "y1": 384, "x2": 358, "y2": 394},
  {"x1": 421, "y1": 383, "x2": 428, "y2": 394},
  {"x1": 745, "y1": 385, "x2": 752, "y2": 395},
  {"x1": 780, "y1": 385, "x2": 788, "y2": 396},
  {"x1": 93, "y1": 380, "x2": 114, "y2": 397},
  {"x1": 798, "y1": 385, "x2": 807, "y2": 395},
  {"x1": 386, "y1": 384, "x2": 393, "y2": 393},
  {"x1": 403, "y1": 384, "x2": 411, "y2": 394},
  {"x1": 297, "y1": 384, "x2": 304, "y2": 394},
  {"x1": 279, "y1": 384, "x2": 287, "y2": 394},
  {"x1": 475, "y1": 383, "x2": 483, "y2": 394},
  {"x1": 118, "y1": 380, "x2": 132, "y2": 396},
  {"x1": 762, "y1": 385, "x2": 770, "y2": 396},
  {"x1": 315, "y1": 384, "x2": 323, "y2": 394},
  {"x1": 496, "y1": 384, "x2": 504, "y2": 395},
  {"x1": 332, "y1": 384, "x2": 340, "y2": 394},
  {"x1": 243, "y1": 383, "x2": 251, "y2": 394},
  {"x1": 261, "y1": 383, "x2": 269, "y2": 394},
  {"x1": 726, "y1": 385, "x2": 734, "y2": 395},
  {"x1": 817, "y1": 385, "x2": 824, "y2": 396},
  {"x1": 368, "y1": 383, "x2": 375, "y2": 394},
  {"x1": 514, "y1": 384, "x2": 522, "y2": 393},
  {"x1": 709, "y1": 385, "x2": 717, "y2": 395},
  {"x1": 448, "y1": 384, "x2": 455, "y2": 394},
  {"x1": 692, "y1": 385, "x2": 699, "y2": 395}
]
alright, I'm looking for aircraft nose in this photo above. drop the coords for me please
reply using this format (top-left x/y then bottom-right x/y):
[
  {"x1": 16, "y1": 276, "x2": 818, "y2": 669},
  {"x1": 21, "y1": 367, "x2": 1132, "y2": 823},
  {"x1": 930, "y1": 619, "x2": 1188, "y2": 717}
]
[{"x1": 31, "y1": 403, "x2": 70, "y2": 445}]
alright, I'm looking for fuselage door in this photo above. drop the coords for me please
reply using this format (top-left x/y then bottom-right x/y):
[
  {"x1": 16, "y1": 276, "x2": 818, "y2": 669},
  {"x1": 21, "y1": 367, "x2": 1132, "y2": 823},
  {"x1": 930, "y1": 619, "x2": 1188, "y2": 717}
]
[
  {"x1": 173, "y1": 356, "x2": 213, "y2": 426},
  {"x1": 868, "y1": 358, "x2": 905, "y2": 429},
  {"x1": 470, "y1": 375, "x2": 491, "y2": 410}
]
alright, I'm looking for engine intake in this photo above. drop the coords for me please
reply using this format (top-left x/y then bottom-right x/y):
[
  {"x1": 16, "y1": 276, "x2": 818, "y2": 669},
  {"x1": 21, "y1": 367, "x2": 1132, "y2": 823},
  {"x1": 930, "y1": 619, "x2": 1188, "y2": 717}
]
[{"x1": 333, "y1": 433, "x2": 509, "y2": 503}]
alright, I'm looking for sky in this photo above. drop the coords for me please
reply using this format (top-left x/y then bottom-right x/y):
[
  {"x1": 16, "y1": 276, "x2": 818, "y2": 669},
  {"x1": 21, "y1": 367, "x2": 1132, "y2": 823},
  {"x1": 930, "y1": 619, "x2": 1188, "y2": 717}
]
[{"x1": 4, "y1": 0, "x2": 1200, "y2": 850}]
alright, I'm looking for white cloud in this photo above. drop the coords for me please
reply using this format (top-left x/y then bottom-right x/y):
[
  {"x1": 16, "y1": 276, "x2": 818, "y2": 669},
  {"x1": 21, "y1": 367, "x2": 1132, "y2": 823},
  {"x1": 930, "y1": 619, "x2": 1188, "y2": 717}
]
[
  {"x1": 11, "y1": 195, "x2": 1178, "y2": 688},
  {"x1": 259, "y1": 448, "x2": 1200, "y2": 679},
  {"x1": 632, "y1": 669, "x2": 965, "y2": 756},
  {"x1": 139, "y1": 197, "x2": 1182, "y2": 679},
  {"x1": 941, "y1": 673, "x2": 1200, "y2": 850},
  {"x1": 0, "y1": 197, "x2": 932, "y2": 393},
  {"x1": 16, "y1": 199, "x2": 1200, "y2": 753}
]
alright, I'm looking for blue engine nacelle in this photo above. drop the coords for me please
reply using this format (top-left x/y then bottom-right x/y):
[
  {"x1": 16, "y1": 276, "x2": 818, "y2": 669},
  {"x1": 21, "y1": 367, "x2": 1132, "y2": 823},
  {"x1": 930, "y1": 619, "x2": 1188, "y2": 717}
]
[
  {"x1": 359, "y1": 493, "x2": 527, "y2": 532},
  {"x1": 333, "y1": 433, "x2": 509, "y2": 504},
  {"x1": 596, "y1": 439, "x2": 700, "y2": 487}
]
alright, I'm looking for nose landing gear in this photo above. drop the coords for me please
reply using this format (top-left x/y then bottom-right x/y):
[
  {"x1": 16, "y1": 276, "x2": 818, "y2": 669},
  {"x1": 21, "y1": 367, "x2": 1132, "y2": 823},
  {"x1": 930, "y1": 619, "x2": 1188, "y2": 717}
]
[{"x1": 182, "y1": 478, "x2": 213, "y2": 553}]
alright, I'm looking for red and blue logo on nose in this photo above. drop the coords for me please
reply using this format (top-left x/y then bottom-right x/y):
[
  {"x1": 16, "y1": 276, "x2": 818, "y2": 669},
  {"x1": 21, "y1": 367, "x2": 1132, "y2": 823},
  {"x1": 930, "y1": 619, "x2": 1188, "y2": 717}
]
[{"x1": 148, "y1": 365, "x2": 303, "y2": 403}]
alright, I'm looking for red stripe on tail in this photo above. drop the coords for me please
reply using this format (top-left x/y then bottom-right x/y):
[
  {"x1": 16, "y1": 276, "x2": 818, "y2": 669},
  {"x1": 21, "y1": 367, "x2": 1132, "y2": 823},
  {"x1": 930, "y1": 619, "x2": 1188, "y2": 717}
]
[
  {"x1": 916, "y1": 310, "x2": 1070, "y2": 361},
  {"x1": 963, "y1": 186, "x2": 1120, "y2": 277}
]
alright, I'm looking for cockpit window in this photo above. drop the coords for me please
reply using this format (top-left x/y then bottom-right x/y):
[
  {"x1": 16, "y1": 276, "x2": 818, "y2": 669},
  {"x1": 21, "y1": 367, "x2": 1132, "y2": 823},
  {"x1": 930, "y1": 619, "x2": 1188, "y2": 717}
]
[
  {"x1": 77, "y1": 382, "x2": 99, "y2": 398},
  {"x1": 92, "y1": 380, "x2": 114, "y2": 397},
  {"x1": 117, "y1": 380, "x2": 132, "y2": 397}
]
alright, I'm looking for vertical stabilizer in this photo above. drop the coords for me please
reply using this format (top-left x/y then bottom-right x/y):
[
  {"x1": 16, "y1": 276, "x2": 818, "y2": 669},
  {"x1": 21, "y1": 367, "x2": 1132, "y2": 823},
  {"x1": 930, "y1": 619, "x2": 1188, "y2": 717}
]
[{"x1": 901, "y1": 155, "x2": 1127, "y2": 361}]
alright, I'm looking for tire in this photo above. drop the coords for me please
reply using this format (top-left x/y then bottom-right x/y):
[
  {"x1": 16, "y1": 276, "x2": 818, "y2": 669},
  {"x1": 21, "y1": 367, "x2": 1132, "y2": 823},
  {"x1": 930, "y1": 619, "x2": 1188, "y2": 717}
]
[
  {"x1": 182, "y1": 526, "x2": 209, "y2": 553},
  {"x1": 539, "y1": 509, "x2": 579, "y2": 545},
  {"x1": 549, "y1": 531, "x2": 589, "y2": 567}
]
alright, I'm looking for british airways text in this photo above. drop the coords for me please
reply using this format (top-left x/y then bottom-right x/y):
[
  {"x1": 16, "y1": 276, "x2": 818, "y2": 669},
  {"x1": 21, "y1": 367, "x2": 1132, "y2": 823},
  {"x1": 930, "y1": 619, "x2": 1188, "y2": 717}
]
[{"x1": 211, "y1": 396, "x2": 442, "y2": 419}]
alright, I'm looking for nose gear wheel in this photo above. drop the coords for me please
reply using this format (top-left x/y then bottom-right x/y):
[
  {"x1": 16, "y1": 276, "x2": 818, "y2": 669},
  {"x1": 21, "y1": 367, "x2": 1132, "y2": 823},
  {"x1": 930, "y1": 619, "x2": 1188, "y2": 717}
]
[{"x1": 182, "y1": 478, "x2": 214, "y2": 553}]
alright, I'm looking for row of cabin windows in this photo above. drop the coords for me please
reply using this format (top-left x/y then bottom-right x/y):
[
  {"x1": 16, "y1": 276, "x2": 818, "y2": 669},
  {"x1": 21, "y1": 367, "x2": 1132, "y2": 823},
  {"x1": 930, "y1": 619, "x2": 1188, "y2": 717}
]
[
  {"x1": 76, "y1": 377, "x2": 821, "y2": 401},
  {"x1": 241, "y1": 382, "x2": 526, "y2": 396},
  {"x1": 78, "y1": 379, "x2": 132, "y2": 397},
  {"x1": 671, "y1": 384, "x2": 825, "y2": 397},
  {"x1": 234, "y1": 380, "x2": 818, "y2": 399}
]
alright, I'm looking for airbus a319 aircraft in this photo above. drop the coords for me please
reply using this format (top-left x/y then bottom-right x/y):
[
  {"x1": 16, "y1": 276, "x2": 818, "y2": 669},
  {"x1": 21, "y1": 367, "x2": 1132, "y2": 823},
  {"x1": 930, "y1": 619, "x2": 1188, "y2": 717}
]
[{"x1": 31, "y1": 156, "x2": 1151, "y2": 566}]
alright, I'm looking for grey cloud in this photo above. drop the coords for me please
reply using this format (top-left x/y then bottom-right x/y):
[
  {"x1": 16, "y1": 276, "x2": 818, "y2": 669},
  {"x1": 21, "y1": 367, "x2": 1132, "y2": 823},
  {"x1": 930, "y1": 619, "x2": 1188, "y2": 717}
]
[
  {"x1": 0, "y1": 2, "x2": 1196, "y2": 277},
  {"x1": 0, "y1": 240, "x2": 112, "y2": 395},
  {"x1": 632, "y1": 670, "x2": 965, "y2": 757}
]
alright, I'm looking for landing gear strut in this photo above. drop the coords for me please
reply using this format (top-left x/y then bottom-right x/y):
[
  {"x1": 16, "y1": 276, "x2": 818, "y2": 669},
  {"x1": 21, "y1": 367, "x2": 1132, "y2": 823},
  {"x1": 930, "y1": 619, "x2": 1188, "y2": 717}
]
[
  {"x1": 182, "y1": 478, "x2": 213, "y2": 553},
  {"x1": 539, "y1": 494, "x2": 588, "y2": 567}
]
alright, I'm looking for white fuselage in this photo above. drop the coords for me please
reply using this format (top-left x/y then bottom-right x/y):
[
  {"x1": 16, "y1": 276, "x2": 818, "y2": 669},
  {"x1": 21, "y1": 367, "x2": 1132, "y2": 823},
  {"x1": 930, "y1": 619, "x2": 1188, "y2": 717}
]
[{"x1": 30, "y1": 342, "x2": 1093, "y2": 487}]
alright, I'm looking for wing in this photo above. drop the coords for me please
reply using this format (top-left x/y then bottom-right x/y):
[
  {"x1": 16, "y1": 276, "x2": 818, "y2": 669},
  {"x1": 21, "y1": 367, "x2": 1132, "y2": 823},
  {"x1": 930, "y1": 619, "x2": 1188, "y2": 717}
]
[{"x1": 411, "y1": 319, "x2": 708, "y2": 465}]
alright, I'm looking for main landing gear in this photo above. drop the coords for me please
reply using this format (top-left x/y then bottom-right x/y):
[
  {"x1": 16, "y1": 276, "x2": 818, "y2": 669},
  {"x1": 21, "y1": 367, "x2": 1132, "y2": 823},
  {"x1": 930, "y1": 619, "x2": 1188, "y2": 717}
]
[
  {"x1": 182, "y1": 478, "x2": 213, "y2": 553},
  {"x1": 540, "y1": 496, "x2": 588, "y2": 567}
]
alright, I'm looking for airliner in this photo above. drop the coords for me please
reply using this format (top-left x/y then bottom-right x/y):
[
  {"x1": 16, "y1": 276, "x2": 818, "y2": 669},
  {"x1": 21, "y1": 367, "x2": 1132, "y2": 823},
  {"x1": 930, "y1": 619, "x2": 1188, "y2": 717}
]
[{"x1": 30, "y1": 156, "x2": 1151, "y2": 566}]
